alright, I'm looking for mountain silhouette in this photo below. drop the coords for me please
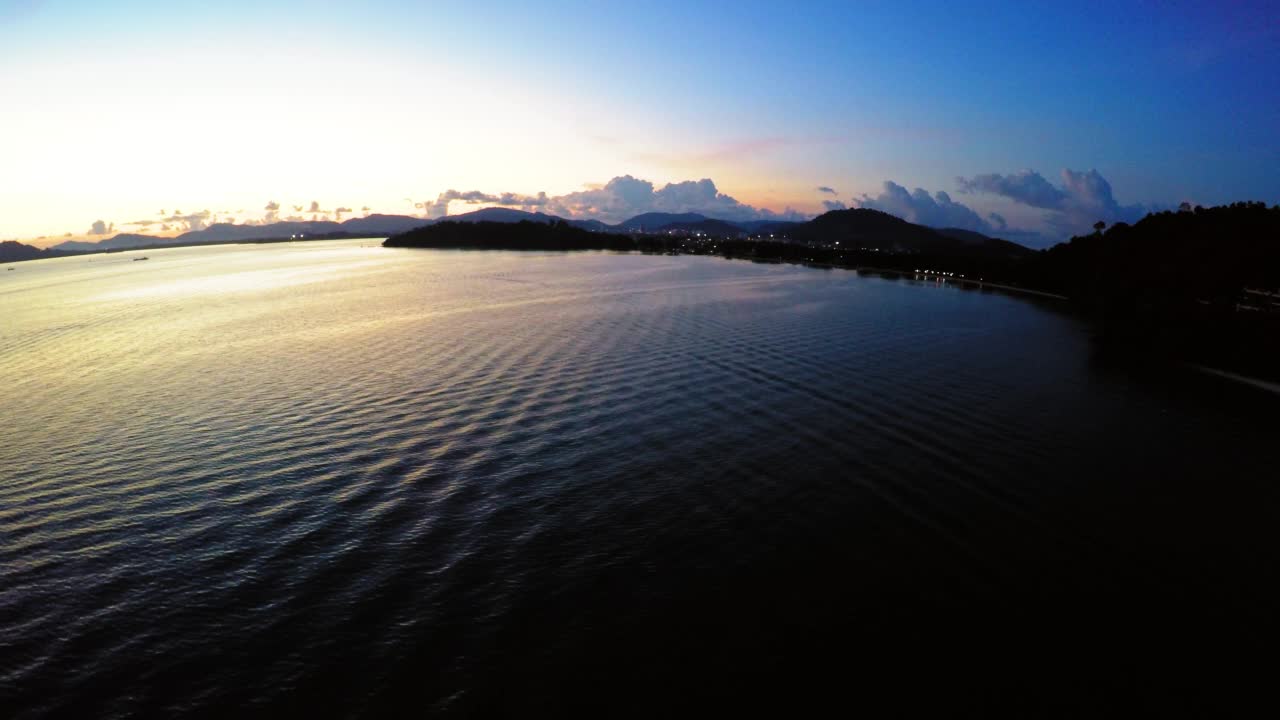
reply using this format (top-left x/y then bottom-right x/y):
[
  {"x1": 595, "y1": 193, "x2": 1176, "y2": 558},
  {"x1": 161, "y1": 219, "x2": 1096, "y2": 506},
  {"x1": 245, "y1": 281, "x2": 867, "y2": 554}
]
[
  {"x1": 32, "y1": 207, "x2": 1037, "y2": 259},
  {"x1": 738, "y1": 220, "x2": 803, "y2": 234},
  {"x1": 1, "y1": 240, "x2": 72, "y2": 263},
  {"x1": 791, "y1": 209, "x2": 1034, "y2": 260},
  {"x1": 615, "y1": 212, "x2": 711, "y2": 231},
  {"x1": 651, "y1": 218, "x2": 746, "y2": 237},
  {"x1": 437, "y1": 208, "x2": 561, "y2": 224},
  {"x1": 338, "y1": 214, "x2": 432, "y2": 235}
]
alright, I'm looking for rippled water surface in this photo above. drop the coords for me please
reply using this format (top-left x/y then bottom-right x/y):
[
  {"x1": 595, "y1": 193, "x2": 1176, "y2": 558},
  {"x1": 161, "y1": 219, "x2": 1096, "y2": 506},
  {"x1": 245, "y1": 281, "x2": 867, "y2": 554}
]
[{"x1": 3, "y1": 240, "x2": 1278, "y2": 717}]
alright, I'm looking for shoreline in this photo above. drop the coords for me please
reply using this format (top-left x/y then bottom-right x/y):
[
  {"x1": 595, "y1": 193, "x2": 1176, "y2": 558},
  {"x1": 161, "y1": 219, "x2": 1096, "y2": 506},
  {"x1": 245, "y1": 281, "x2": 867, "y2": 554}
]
[
  {"x1": 1190, "y1": 364, "x2": 1280, "y2": 396},
  {"x1": 851, "y1": 266, "x2": 1070, "y2": 300},
  {"x1": 3, "y1": 234, "x2": 373, "y2": 264}
]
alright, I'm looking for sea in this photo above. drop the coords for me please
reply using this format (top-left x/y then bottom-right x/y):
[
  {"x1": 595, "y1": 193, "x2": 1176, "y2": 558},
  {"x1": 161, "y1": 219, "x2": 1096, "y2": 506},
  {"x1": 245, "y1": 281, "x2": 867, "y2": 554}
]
[{"x1": 2, "y1": 239, "x2": 1277, "y2": 717}]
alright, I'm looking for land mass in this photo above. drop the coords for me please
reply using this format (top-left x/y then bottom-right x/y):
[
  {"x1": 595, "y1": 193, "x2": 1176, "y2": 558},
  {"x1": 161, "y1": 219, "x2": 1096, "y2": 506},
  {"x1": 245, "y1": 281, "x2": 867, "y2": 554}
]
[
  {"x1": 8, "y1": 201, "x2": 1276, "y2": 380},
  {"x1": 384, "y1": 203, "x2": 1280, "y2": 381}
]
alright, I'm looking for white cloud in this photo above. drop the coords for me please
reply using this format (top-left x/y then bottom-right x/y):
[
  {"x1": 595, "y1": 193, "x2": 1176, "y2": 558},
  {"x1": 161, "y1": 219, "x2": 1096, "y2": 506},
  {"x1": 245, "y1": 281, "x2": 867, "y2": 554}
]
[
  {"x1": 431, "y1": 175, "x2": 805, "y2": 224},
  {"x1": 957, "y1": 168, "x2": 1153, "y2": 238},
  {"x1": 854, "y1": 181, "x2": 997, "y2": 233}
]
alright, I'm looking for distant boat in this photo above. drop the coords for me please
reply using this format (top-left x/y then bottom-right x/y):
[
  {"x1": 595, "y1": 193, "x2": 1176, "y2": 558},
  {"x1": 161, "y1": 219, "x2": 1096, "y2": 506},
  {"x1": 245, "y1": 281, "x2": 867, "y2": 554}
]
[{"x1": 134, "y1": 256, "x2": 149, "y2": 262}]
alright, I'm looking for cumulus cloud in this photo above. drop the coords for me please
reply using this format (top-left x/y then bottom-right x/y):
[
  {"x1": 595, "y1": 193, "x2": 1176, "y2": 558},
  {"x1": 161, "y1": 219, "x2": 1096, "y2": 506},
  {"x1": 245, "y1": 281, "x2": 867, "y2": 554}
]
[
  {"x1": 89, "y1": 220, "x2": 114, "y2": 236},
  {"x1": 854, "y1": 181, "x2": 998, "y2": 234},
  {"x1": 957, "y1": 168, "x2": 1153, "y2": 238},
  {"x1": 817, "y1": 186, "x2": 838, "y2": 195},
  {"x1": 334, "y1": 206, "x2": 352, "y2": 221},
  {"x1": 956, "y1": 170, "x2": 1068, "y2": 210},
  {"x1": 160, "y1": 210, "x2": 211, "y2": 232},
  {"x1": 307, "y1": 201, "x2": 322, "y2": 213},
  {"x1": 264, "y1": 200, "x2": 280, "y2": 224},
  {"x1": 419, "y1": 175, "x2": 805, "y2": 224},
  {"x1": 822, "y1": 200, "x2": 847, "y2": 211},
  {"x1": 423, "y1": 189, "x2": 549, "y2": 218}
]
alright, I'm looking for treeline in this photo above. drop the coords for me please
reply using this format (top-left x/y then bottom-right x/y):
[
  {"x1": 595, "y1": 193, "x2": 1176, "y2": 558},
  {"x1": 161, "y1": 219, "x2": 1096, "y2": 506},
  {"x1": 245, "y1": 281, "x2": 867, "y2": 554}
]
[{"x1": 1017, "y1": 202, "x2": 1280, "y2": 377}]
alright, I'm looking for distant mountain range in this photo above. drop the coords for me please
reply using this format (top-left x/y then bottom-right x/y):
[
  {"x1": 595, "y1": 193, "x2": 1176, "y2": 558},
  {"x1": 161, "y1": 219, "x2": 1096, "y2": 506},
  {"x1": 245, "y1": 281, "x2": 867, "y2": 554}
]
[
  {"x1": 2, "y1": 206, "x2": 1035, "y2": 263},
  {"x1": 0, "y1": 240, "x2": 76, "y2": 263}
]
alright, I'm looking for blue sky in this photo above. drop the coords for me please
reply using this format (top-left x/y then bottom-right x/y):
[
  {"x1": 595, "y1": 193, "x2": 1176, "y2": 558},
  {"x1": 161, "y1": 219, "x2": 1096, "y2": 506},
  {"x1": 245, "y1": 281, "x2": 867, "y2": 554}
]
[{"x1": 2, "y1": 0, "x2": 1277, "y2": 246}]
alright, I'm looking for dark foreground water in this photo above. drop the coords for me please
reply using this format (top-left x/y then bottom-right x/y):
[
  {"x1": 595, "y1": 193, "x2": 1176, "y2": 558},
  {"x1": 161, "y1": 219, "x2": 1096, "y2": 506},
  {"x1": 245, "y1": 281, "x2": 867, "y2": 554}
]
[{"x1": 2, "y1": 240, "x2": 1277, "y2": 717}]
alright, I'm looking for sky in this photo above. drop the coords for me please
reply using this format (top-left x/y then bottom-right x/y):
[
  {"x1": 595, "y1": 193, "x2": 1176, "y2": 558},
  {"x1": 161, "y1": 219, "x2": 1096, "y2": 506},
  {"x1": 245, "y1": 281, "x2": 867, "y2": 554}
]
[{"x1": 2, "y1": 0, "x2": 1277, "y2": 248}]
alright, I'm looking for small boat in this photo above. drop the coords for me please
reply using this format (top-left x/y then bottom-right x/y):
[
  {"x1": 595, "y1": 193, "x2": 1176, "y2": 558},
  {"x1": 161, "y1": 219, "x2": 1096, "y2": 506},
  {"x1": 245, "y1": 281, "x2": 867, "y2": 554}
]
[{"x1": 133, "y1": 256, "x2": 149, "y2": 262}]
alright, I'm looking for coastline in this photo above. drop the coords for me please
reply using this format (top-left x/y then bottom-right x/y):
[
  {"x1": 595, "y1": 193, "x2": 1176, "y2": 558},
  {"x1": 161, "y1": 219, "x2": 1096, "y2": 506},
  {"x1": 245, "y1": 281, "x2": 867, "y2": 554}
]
[
  {"x1": 1191, "y1": 364, "x2": 1280, "y2": 396},
  {"x1": 3, "y1": 235, "x2": 372, "y2": 265},
  {"x1": 852, "y1": 266, "x2": 1070, "y2": 300}
]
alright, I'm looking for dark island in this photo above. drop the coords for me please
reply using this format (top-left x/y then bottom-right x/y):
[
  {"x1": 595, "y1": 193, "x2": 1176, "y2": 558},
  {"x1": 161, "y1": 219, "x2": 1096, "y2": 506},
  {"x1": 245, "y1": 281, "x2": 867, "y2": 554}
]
[{"x1": 386, "y1": 203, "x2": 1280, "y2": 383}]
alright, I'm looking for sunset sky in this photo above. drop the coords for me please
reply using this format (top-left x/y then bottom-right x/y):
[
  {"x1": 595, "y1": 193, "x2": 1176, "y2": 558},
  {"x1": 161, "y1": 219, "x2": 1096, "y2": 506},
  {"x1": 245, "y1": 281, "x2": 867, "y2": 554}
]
[{"x1": 3, "y1": 0, "x2": 1277, "y2": 247}]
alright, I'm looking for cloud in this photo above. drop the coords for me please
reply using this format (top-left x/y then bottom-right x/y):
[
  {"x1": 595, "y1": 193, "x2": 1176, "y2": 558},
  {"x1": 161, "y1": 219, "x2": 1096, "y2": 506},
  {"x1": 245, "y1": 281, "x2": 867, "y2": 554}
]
[
  {"x1": 854, "y1": 181, "x2": 998, "y2": 234},
  {"x1": 822, "y1": 200, "x2": 847, "y2": 211},
  {"x1": 956, "y1": 168, "x2": 1154, "y2": 238},
  {"x1": 126, "y1": 219, "x2": 159, "y2": 227},
  {"x1": 418, "y1": 175, "x2": 805, "y2": 224},
  {"x1": 160, "y1": 210, "x2": 211, "y2": 232},
  {"x1": 334, "y1": 206, "x2": 352, "y2": 221},
  {"x1": 308, "y1": 201, "x2": 322, "y2": 213},
  {"x1": 817, "y1": 186, "x2": 837, "y2": 195},
  {"x1": 849, "y1": 168, "x2": 1162, "y2": 246},
  {"x1": 424, "y1": 189, "x2": 549, "y2": 218},
  {"x1": 89, "y1": 220, "x2": 114, "y2": 236},
  {"x1": 956, "y1": 170, "x2": 1068, "y2": 210},
  {"x1": 264, "y1": 200, "x2": 280, "y2": 224}
]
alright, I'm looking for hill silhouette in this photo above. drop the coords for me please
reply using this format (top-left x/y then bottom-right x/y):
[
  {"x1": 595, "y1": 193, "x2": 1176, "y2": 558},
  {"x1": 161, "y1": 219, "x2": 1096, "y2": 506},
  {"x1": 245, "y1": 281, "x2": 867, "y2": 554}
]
[
  {"x1": 616, "y1": 212, "x2": 711, "y2": 231},
  {"x1": 439, "y1": 208, "x2": 562, "y2": 224},
  {"x1": 385, "y1": 220, "x2": 636, "y2": 251},
  {"x1": 1, "y1": 240, "x2": 75, "y2": 263},
  {"x1": 34, "y1": 206, "x2": 1035, "y2": 258},
  {"x1": 1020, "y1": 202, "x2": 1280, "y2": 377},
  {"x1": 652, "y1": 218, "x2": 746, "y2": 237},
  {"x1": 791, "y1": 208, "x2": 1034, "y2": 260}
]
